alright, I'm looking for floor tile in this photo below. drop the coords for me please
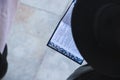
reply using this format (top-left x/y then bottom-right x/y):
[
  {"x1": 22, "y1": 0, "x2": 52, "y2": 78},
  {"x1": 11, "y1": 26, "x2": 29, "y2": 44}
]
[
  {"x1": 3, "y1": 3, "x2": 60, "y2": 80},
  {"x1": 21, "y1": 0, "x2": 73, "y2": 16},
  {"x1": 34, "y1": 48, "x2": 80, "y2": 80},
  {"x1": 3, "y1": 32, "x2": 47, "y2": 80},
  {"x1": 14, "y1": 3, "x2": 61, "y2": 43}
]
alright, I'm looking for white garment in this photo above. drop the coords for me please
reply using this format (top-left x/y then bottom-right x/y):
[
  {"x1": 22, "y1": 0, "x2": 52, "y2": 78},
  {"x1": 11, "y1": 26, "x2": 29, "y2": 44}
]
[{"x1": 0, "y1": 0, "x2": 18, "y2": 53}]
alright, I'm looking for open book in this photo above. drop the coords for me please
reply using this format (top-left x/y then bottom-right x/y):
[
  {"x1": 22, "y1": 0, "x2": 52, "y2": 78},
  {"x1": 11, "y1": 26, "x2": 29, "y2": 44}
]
[{"x1": 47, "y1": 0, "x2": 84, "y2": 64}]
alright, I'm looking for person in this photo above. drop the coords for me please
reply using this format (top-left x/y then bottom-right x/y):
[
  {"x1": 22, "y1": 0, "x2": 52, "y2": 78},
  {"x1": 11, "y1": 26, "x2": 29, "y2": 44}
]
[
  {"x1": 67, "y1": 0, "x2": 120, "y2": 80},
  {"x1": 0, "y1": 0, "x2": 18, "y2": 79}
]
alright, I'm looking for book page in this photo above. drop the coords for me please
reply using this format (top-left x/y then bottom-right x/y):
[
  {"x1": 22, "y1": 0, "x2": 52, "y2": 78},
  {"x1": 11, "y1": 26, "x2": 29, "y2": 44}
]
[{"x1": 47, "y1": 0, "x2": 84, "y2": 64}]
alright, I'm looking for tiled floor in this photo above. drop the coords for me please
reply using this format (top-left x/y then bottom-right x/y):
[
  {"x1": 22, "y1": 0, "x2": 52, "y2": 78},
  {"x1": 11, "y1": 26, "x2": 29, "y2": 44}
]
[{"x1": 2, "y1": 0, "x2": 86, "y2": 80}]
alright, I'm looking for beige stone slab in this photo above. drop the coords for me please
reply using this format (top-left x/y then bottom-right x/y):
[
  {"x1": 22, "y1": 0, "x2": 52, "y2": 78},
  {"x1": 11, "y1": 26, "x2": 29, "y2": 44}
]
[
  {"x1": 4, "y1": 32, "x2": 46, "y2": 80},
  {"x1": 21, "y1": 0, "x2": 73, "y2": 16},
  {"x1": 3, "y1": 3, "x2": 61, "y2": 80},
  {"x1": 14, "y1": 3, "x2": 61, "y2": 42},
  {"x1": 34, "y1": 48, "x2": 80, "y2": 80}
]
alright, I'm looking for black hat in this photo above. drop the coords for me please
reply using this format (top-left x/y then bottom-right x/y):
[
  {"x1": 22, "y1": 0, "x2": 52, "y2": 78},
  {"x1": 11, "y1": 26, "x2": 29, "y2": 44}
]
[{"x1": 72, "y1": 0, "x2": 120, "y2": 78}]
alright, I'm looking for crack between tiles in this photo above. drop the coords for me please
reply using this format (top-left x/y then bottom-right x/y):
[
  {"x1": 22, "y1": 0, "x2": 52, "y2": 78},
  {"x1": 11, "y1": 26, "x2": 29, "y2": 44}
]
[
  {"x1": 32, "y1": 48, "x2": 50, "y2": 79},
  {"x1": 20, "y1": 0, "x2": 73, "y2": 18},
  {"x1": 21, "y1": 2, "x2": 61, "y2": 17}
]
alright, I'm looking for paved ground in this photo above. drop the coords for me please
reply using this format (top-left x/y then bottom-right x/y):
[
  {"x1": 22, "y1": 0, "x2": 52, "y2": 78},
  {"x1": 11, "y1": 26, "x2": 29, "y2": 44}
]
[{"x1": 2, "y1": 0, "x2": 86, "y2": 80}]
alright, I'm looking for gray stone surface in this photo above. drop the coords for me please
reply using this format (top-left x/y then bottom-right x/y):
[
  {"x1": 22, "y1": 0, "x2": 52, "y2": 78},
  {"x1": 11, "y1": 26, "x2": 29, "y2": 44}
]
[
  {"x1": 34, "y1": 48, "x2": 80, "y2": 80},
  {"x1": 21, "y1": 0, "x2": 72, "y2": 16},
  {"x1": 1, "y1": 0, "x2": 85, "y2": 80}
]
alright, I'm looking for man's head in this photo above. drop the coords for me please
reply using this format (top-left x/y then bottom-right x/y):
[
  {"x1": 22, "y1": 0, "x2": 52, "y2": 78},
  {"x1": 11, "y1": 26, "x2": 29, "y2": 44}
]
[{"x1": 72, "y1": 0, "x2": 120, "y2": 77}]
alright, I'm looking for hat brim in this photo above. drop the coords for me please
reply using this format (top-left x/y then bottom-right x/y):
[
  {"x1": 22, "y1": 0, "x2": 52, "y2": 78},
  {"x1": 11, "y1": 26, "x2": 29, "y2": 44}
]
[{"x1": 72, "y1": 0, "x2": 120, "y2": 77}]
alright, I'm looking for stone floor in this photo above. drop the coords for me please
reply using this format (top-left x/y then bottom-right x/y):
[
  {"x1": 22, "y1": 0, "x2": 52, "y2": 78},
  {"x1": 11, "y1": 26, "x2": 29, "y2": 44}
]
[{"x1": 2, "y1": 0, "x2": 86, "y2": 80}]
